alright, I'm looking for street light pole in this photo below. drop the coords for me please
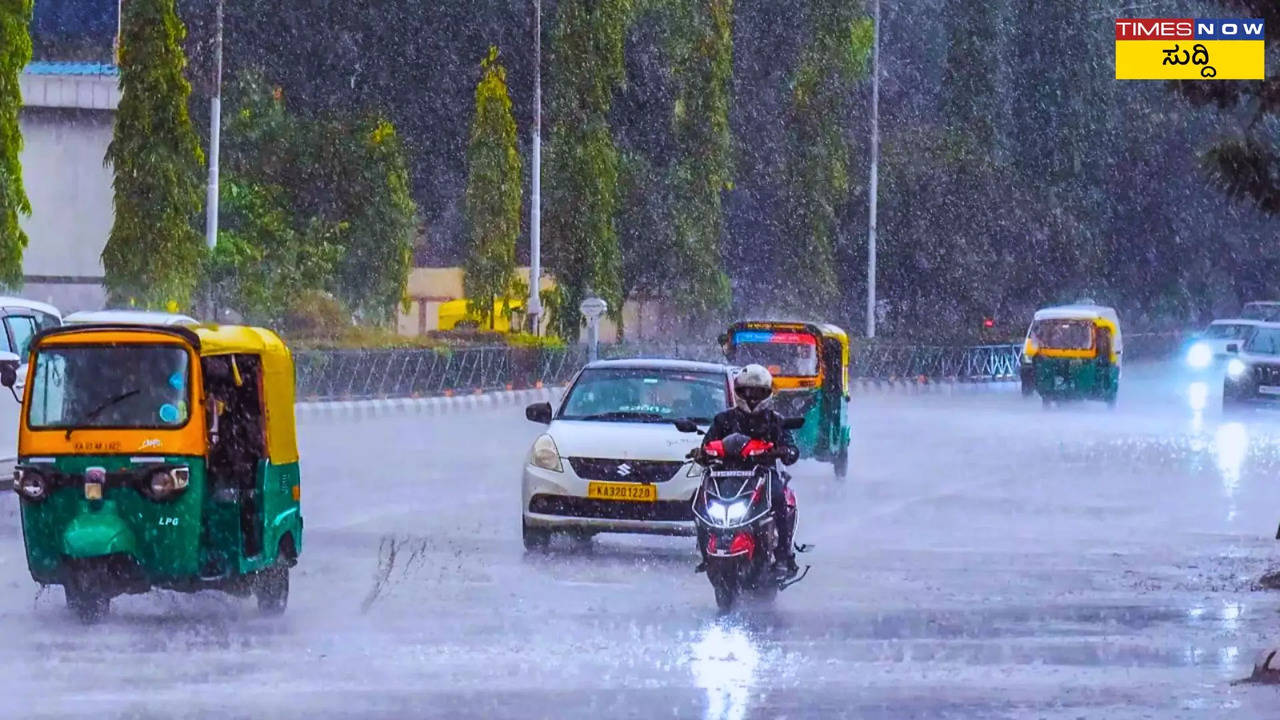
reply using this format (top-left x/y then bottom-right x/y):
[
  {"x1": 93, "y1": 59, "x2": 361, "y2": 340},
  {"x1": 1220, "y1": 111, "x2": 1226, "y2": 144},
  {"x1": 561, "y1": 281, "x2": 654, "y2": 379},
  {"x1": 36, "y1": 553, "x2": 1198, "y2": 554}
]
[
  {"x1": 526, "y1": 0, "x2": 543, "y2": 335},
  {"x1": 204, "y1": 0, "x2": 223, "y2": 252},
  {"x1": 866, "y1": 0, "x2": 880, "y2": 339}
]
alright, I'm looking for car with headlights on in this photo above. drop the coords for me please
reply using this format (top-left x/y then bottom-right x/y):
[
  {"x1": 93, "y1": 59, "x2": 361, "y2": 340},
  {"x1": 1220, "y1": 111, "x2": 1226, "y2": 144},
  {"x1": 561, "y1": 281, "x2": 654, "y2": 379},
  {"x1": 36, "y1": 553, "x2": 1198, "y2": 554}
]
[
  {"x1": 521, "y1": 359, "x2": 735, "y2": 549},
  {"x1": 1182, "y1": 318, "x2": 1264, "y2": 410},
  {"x1": 1222, "y1": 322, "x2": 1280, "y2": 411}
]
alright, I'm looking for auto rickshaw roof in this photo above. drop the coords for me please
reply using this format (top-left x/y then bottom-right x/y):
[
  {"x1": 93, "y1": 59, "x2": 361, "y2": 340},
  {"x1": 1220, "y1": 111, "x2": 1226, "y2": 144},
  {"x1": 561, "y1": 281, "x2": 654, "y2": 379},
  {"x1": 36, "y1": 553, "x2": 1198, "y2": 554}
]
[
  {"x1": 1033, "y1": 305, "x2": 1120, "y2": 325},
  {"x1": 728, "y1": 320, "x2": 848, "y2": 342},
  {"x1": 193, "y1": 324, "x2": 290, "y2": 358}
]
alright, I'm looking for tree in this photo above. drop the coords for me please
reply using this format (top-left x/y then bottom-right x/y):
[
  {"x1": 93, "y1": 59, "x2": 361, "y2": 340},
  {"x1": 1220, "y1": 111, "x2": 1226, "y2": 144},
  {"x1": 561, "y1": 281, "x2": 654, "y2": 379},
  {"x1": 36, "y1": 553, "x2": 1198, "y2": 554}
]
[
  {"x1": 1174, "y1": 2, "x2": 1280, "y2": 214},
  {"x1": 544, "y1": 0, "x2": 631, "y2": 339},
  {"x1": 463, "y1": 47, "x2": 522, "y2": 329},
  {"x1": 0, "y1": 0, "x2": 33, "y2": 289},
  {"x1": 779, "y1": 2, "x2": 873, "y2": 313},
  {"x1": 939, "y1": 0, "x2": 998, "y2": 159},
  {"x1": 666, "y1": 0, "x2": 734, "y2": 323},
  {"x1": 103, "y1": 0, "x2": 204, "y2": 309}
]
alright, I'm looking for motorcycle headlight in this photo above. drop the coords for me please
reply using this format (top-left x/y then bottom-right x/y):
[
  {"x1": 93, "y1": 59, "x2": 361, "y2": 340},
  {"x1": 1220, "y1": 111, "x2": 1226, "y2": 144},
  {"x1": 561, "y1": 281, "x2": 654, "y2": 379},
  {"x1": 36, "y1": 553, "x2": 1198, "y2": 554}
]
[
  {"x1": 707, "y1": 501, "x2": 728, "y2": 525},
  {"x1": 1227, "y1": 358, "x2": 1247, "y2": 380},
  {"x1": 148, "y1": 467, "x2": 190, "y2": 500},
  {"x1": 14, "y1": 469, "x2": 46, "y2": 501},
  {"x1": 1186, "y1": 342, "x2": 1213, "y2": 369},
  {"x1": 529, "y1": 434, "x2": 563, "y2": 472},
  {"x1": 725, "y1": 500, "x2": 750, "y2": 523}
]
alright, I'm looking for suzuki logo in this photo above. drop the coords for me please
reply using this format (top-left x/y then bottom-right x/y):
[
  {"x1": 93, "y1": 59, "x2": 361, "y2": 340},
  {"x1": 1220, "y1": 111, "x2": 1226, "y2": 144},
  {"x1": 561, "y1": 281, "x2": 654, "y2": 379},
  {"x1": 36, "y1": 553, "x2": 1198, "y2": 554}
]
[{"x1": 616, "y1": 463, "x2": 633, "y2": 477}]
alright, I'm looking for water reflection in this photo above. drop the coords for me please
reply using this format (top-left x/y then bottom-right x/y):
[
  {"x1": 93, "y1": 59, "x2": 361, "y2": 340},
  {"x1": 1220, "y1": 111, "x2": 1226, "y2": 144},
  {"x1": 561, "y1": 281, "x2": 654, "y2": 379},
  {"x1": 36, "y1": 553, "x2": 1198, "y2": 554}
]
[
  {"x1": 689, "y1": 622, "x2": 760, "y2": 720},
  {"x1": 1213, "y1": 422, "x2": 1247, "y2": 522}
]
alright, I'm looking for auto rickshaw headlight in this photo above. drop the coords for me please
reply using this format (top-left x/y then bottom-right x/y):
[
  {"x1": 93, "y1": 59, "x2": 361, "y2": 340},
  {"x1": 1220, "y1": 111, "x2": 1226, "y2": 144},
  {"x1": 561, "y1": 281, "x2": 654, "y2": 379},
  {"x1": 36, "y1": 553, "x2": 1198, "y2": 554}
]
[
  {"x1": 148, "y1": 467, "x2": 190, "y2": 500},
  {"x1": 14, "y1": 469, "x2": 47, "y2": 501}
]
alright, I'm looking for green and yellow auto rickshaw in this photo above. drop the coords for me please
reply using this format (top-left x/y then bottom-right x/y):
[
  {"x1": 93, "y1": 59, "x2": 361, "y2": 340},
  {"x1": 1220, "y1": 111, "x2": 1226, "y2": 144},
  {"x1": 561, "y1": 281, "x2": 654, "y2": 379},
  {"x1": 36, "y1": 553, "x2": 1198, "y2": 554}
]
[
  {"x1": 1019, "y1": 305, "x2": 1123, "y2": 408},
  {"x1": 720, "y1": 321, "x2": 852, "y2": 477},
  {"x1": 5, "y1": 323, "x2": 303, "y2": 623}
]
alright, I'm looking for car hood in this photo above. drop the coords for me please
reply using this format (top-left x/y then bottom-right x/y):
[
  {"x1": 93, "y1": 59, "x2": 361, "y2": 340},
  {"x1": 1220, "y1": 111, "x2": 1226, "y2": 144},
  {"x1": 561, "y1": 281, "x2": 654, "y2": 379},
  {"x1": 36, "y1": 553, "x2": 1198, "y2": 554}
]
[{"x1": 546, "y1": 419, "x2": 704, "y2": 460}]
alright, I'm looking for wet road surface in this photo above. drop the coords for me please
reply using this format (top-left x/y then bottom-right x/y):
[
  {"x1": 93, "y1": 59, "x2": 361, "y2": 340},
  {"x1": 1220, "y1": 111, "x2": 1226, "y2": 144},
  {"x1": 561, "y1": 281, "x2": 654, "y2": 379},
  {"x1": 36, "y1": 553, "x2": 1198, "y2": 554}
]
[{"x1": 5, "y1": 365, "x2": 1280, "y2": 718}]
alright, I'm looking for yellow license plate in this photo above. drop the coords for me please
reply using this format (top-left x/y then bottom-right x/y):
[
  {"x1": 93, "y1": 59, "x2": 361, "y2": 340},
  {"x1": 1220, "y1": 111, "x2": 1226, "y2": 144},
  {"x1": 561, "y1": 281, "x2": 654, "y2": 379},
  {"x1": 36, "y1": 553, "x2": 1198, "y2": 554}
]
[
  {"x1": 587, "y1": 482, "x2": 656, "y2": 502},
  {"x1": 84, "y1": 483, "x2": 102, "y2": 500}
]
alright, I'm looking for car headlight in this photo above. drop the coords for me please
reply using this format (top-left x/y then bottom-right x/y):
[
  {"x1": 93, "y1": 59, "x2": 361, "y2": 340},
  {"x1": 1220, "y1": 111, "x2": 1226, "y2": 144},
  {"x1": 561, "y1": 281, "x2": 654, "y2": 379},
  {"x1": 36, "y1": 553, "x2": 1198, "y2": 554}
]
[
  {"x1": 14, "y1": 469, "x2": 46, "y2": 501},
  {"x1": 707, "y1": 501, "x2": 728, "y2": 525},
  {"x1": 1186, "y1": 342, "x2": 1213, "y2": 369},
  {"x1": 725, "y1": 500, "x2": 750, "y2": 523},
  {"x1": 148, "y1": 467, "x2": 190, "y2": 500},
  {"x1": 1227, "y1": 358, "x2": 1247, "y2": 380},
  {"x1": 529, "y1": 434, "x2": 563, "y2": 472}
]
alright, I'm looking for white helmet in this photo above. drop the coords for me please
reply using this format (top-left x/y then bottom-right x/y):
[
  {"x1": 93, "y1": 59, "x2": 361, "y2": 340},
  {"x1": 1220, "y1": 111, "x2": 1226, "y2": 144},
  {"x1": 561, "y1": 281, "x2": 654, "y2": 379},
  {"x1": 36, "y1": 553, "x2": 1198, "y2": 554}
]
[{"x1": 734, "y1": 364, "x2": 774, "y2": 413}]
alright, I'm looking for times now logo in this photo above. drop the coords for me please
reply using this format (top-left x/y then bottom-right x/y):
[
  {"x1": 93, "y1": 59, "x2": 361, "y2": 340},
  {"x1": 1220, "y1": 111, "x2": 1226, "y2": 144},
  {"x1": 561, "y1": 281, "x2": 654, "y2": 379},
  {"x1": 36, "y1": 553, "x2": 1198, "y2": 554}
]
[{"x1": 1115, "y1": 18, "x2": 1265, "y2": 40}]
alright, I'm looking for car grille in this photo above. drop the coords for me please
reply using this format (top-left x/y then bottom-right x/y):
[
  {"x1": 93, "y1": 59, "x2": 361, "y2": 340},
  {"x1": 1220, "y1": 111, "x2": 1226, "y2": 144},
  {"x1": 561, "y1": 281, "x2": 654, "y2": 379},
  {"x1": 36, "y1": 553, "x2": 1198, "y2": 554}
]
[
  {"x1": 567, "y1": 457, "x2": 683, "y2": 483},
  {"x1": 528, "y1": 494, "x2": 694, "y2": 522},
  {"x1": 1254, "y1": 364, "x2": 1280, "y2": 386}
]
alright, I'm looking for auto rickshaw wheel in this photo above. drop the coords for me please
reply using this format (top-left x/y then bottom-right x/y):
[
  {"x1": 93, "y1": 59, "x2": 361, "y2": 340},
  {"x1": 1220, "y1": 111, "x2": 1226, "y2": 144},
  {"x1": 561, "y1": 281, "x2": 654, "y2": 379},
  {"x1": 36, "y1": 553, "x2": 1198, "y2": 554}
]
[
  {"x1": 833, "y1": 446, "x2": 849, "y2": 480},
  {"x1": 64, "y1": 582, "x2": 109, "y2": 625},
  {"x1": 255, "y1": 549, "x2": 290, "y2": 616}
]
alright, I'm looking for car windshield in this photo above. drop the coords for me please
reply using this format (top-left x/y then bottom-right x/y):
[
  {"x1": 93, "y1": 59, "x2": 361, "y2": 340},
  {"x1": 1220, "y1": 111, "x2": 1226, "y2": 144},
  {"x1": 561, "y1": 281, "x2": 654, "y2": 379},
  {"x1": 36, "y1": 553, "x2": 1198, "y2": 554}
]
[
  {"x1": 1241, "y1": 303, "x2": 1280, "y2": 321},
  {"x1": 27, "y1": 345, "x2": 192, "y2": 429},
  {"x1": 732, "y1": 339, "x2": 819, "y2": 377},
  {"x1": 559, "y1": 368, "x2": 727, "y2": 422},
  {"x1": 1031, "y1": 319, "x2": 1094, "y2": 350},
  {"x1": 1245, "y1": 328, "x2": 1280, "y2": 356},
  {"x1": 1204, "y1": 323, "x2": 1255, "y2": 340}
]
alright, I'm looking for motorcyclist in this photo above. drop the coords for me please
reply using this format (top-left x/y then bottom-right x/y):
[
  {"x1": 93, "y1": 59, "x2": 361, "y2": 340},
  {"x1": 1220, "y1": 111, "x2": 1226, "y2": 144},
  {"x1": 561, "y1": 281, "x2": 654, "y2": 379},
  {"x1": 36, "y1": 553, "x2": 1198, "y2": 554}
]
[{"x1": 693, "y1": 364, "x2": 800, "y2": 576}]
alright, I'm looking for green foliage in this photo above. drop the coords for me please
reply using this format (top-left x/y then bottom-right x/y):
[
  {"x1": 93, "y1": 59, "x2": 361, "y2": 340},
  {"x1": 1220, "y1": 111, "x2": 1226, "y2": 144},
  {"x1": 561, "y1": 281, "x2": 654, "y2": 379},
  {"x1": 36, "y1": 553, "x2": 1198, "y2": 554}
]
[
  {"x1": 0, "y1": 0, "x2": 32, "y2": 290},
  {"x1": 939, "y1": 0, "x2": 997, "y2": 159},
  {"x1": 207, "y1": 180, "x2": 343, "y2": 325},
  {"x1": 103, "y1": 0, "x2": 204, "y2": 310},
  {"x1": 781, "y1": 5, "x2": 873, "y2": 313},
  {"x1": 208, "y1": 73, "x2": 417, "y2": 326},
  {"x1": 464, "y1": 47, "x2": 522, "y2": 330},
  {"x1": 666, "y1": 0, "x2": 734, "y2": 321},
  {"x1": 545, "y1": 0, "x2": 631, "y2": 340}
]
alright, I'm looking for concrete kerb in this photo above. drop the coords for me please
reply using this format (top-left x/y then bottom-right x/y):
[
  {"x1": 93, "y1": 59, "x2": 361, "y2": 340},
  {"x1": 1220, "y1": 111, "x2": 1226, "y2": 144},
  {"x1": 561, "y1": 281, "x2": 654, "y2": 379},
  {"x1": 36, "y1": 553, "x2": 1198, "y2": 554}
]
[{"x1": 295, "y1": 386, "x2": 567, "y2": 423}]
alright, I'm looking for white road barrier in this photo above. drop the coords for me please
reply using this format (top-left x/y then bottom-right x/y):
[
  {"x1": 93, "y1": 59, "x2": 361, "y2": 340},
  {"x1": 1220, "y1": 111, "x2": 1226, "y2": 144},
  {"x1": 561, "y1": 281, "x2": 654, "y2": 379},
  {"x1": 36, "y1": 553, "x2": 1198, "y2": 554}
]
[{"x1": 294, "y1": 386, "x2": 567, "y2": 423}]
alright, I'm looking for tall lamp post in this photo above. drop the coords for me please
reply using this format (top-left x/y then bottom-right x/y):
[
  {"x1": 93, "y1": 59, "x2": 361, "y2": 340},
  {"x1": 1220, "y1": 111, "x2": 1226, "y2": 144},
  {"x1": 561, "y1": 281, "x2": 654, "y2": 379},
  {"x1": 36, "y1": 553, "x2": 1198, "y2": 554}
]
[
  {"x1": 205, "y1": 0, "x2": 223, "y2": 253},
  {"x1": 526, "y1": 0, "x2": 543, "y2": 334},
  {"x1": 866, "y1": 0, "x2": 880, "y2": 339}
]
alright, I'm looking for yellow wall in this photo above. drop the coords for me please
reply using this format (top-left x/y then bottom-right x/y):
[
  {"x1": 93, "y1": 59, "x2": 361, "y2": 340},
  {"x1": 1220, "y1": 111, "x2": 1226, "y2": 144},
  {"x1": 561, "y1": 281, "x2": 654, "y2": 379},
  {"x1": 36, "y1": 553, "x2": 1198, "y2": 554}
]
[{"x1": 398, "y1": 267, "x2": 674, "y2": 342}]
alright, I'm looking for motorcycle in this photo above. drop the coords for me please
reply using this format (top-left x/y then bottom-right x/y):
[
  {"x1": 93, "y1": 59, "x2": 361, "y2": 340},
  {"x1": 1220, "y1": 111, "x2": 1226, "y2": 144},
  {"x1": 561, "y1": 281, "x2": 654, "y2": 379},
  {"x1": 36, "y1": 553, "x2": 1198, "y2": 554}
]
[{"x1": 675, "y1": 417, "x2": 810, "y2": 612}]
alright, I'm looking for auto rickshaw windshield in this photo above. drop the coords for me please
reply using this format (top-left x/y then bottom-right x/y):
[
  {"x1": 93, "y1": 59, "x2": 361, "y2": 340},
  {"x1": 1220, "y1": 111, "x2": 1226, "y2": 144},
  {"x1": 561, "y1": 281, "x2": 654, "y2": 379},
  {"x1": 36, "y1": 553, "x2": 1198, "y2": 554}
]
[
  {"x1": 732, "y1": 337, "x2": 819, "y2": 377},
  {"x1": 1031, "y1": 319, "x2": 1094, "y2": 351},
  {"x1": 27, "y1": 344, "x2": 192, "y2": 429}
]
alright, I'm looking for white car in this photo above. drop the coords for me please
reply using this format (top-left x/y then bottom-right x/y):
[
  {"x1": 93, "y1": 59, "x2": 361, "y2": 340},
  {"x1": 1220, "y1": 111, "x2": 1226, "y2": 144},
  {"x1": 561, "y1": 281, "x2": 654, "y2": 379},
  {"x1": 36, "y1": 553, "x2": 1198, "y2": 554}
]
[
  {"x1": 521, "y1": 359, "x2": 736, "y2": 549},
  {"x1": 1185, "y1": 318, "x2": 1265, "y2": 370},
  {"x1": 63, "y1": 309, "x2": 199, "y2": 326}
]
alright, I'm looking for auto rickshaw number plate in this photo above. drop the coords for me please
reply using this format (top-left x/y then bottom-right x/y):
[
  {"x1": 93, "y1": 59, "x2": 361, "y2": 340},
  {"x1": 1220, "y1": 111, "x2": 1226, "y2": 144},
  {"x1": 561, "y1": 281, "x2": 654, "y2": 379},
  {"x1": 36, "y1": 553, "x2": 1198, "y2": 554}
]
[{"x1": 587, "y1": 481, "x2": 656, "y2": 502}]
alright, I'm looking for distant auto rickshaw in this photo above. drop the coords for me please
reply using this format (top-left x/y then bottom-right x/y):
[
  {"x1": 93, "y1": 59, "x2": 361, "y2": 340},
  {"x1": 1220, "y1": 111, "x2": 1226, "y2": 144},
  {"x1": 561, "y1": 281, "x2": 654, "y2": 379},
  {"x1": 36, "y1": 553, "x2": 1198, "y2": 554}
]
[
  {"x1": 1019, "y1": 305, "x2": 1122, "y2": 408},
  {"x1": 5, "y1": 323, "x2": 303, "y2": 623},
  {"x1": 720, "y1": 321, "x2": 851, "y2": 478}
]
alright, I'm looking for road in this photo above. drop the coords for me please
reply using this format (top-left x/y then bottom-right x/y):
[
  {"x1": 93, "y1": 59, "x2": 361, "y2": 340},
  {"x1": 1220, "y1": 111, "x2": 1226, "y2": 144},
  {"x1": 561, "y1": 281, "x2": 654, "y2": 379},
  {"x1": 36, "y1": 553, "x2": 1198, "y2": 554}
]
[{"x1": 4, "y1": 365, "x2": 1280, "y2": 718}]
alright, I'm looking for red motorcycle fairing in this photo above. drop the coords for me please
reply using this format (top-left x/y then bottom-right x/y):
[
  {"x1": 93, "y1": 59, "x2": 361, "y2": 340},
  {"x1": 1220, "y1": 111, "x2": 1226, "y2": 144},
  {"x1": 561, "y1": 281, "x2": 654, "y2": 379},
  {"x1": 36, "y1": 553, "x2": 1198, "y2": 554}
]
[
  {"x1": 707, "y1": 531, "x2": 756, "y2": 559},
  {"x1": 742, "y1": 438, "x2": 773, "y2": 457},
  {"x1": 705, "y1": 440, "x2": 725, "y2": 457},
  {"x1": 784, "y1": 485, "x2": 796, "y2": 509}
]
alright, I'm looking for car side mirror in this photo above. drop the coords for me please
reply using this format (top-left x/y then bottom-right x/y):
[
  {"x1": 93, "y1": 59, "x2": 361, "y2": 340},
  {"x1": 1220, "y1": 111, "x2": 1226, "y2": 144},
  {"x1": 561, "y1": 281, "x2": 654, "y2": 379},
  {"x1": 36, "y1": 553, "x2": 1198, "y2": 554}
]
[
  {"x1": 782, "y1": 416, "x2": 805, "y2": 430},
  {"x1": 673, "y1": 418, "x2": 699, "y2": 433},
  {"x1": 525, "y1": 401, "x2": 553, "y2": 424},
  {"x1": 1226, "y1": 343, "x2": 1240, "y2": 354}
]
